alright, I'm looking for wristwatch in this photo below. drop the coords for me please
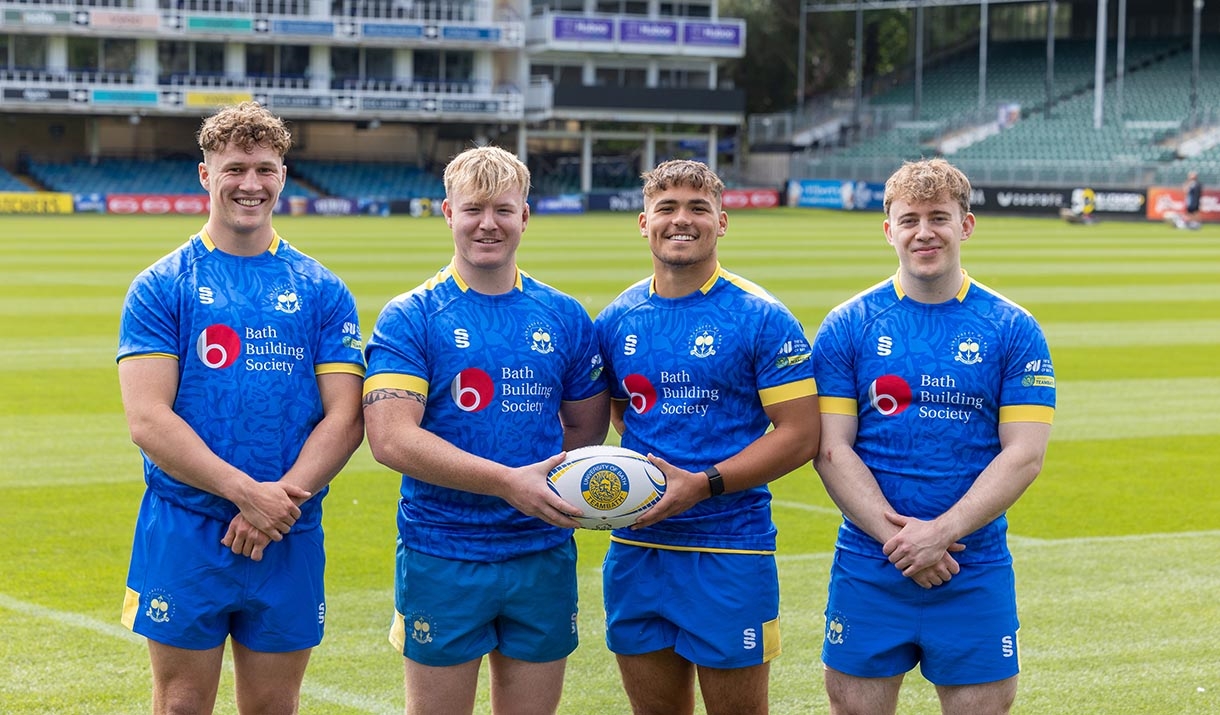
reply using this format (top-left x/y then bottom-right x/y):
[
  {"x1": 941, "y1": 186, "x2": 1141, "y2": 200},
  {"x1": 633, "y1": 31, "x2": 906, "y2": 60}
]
[{"x1": 704, "y1": 466, "x2": 724, "y2": 497}]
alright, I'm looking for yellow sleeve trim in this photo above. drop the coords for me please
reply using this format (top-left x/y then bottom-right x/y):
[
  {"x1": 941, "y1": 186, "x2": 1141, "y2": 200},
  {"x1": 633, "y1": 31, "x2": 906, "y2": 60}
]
[
  {"x1": 999, "y1": 404, "x2": 1055, "y2": 424},
  {"x1": 610, "y1": 536, "x2": 775, "y2": 555},
  {"x1": 819, "y1": 396, "x2": 858, "y2": 416},
  {"x1": 363, "y1": 373, "x2": 429, "y2": 397},
  {"x1": 118, "y1": 353, "x2": 178, "y2": 363},
  {"x1": 316, "y1": 362, "x2": 366, "y2": 377},
  {"x1": 758, "y1": 378, "x2": 817, "y2": 407}
]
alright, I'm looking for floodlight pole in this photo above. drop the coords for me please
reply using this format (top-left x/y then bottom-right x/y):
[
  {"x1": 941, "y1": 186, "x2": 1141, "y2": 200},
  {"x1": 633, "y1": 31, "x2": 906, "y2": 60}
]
[
  {"x1": 797, "y1": 1, "x2": 807, "y2": 125},
  {"x1": 1191, "y1": 0, "x2": 1203, "y2": 122},
  {"x1": 1093, "y1": 0, "x2": 1107, "y2": 130}
]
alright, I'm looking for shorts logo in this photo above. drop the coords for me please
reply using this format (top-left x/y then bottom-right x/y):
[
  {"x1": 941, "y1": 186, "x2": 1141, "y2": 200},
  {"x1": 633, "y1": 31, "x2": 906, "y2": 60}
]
[
  {"x1": 580, "y1": 463, "x2": 630, "y2": 511},
  {"x1": 528, "y1": 321, "x2": 555, "y2": 354},
  {"x1": 825, "y1": 612, "x2": 848, "y2": 645},
  {"x1": 145, "y1": 591, "x2": 174, "y2": 624},
  {"x1": 274, "y1": 289, "x2": 300, "y2": 314},
  {"x1": 743, "y1": 627, "x2": 757, "y2": 650},
  {"x1": 317, "y1": 602, "x2": 326, "y2": 625},
  {"x1": 953, "y1": 332, "x2": 986, "y2": 365},
  {"x1": 451, "y1": 368, "x2": 494, "y2": 412},
  {"x1": 868, "y1": 374, "x2": 912, "y2": 416},
  {"x1": 196, "y1": 324, "x2": 241, "y2": 369},
  {"x1": 689, "y1": 326, "x2": 719, "y2": 359},
  {"x1": 1001, "y1": 634, "x2": 1016, "y2": 658},
  {"x1": 410, "y1": 614, "x2": 433, "y2": 645},
  {"x1": 622, "y1": 374, "x2": 657, "y2": 414}
]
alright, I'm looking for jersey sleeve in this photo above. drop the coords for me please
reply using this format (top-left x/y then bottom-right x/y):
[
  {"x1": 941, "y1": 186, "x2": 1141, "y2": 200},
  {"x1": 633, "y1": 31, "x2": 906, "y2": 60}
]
[
  {"x1": 364, "y1": 293, "x2": 431, "y2": 396},
  {"x1": 117, "y1": 268, "x2": 179, "y2": 362},
  {"x1": 753, "y1": 303, "x2": 816, "y2": 406},
  {"x1": 812, "y1": 306, "x2": 860, "y2": 417},
  {"x1": 561, "y1": 306, "x2": 607, "y2": 403},
  {"x1": 999, "y1": 313, "x2": 1056, "y2": 424},
  {"x1": 315, "y1": 275, "x2": 365, "y2": 376}
]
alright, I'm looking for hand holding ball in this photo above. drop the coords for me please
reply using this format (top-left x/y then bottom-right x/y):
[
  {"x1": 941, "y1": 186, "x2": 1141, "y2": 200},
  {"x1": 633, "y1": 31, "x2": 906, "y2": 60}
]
[{"x1": 547, "y1": 446, "x2": 667, "y2": 530}]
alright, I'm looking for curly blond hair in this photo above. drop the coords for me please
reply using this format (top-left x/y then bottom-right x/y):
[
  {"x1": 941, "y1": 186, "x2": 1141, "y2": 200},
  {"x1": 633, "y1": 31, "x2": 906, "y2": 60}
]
[
  {"x1": 443, "y1": 145, "x2": 530, "y2": 203},
  {"x1": 197, "y1": 102, "x2": 292, "y2": 159},
  {"x1": 641, "y1": 159, "x2": 724, "y2": 206},
  {"x1": 883, "y1": 158, "x2": 972, "y2": 217}
]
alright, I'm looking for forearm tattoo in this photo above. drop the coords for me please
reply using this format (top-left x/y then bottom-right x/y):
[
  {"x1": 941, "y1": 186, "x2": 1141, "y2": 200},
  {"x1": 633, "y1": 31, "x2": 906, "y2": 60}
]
[{"x1": 362, "y1": 388, "x2": 427, "y2": 407}]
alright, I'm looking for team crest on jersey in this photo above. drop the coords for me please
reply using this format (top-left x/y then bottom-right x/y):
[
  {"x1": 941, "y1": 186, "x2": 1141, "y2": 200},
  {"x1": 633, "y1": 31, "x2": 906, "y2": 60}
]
[
  {"x1": 408, "y1": 613, "x2": 434, "y2": 645},
  {"x1": 688, "y1": 324, "x2": 720, "y2": 359},
  {"x1": 144, "y1": 590, "x2": 174, "y2": 624},
  {"x1": 272, "y1": 286, "x2": 301, "y2": 314},
  {"x1": 528, "y1": 321, "x2": 555, "y2": 354},
  {"x1": 952, "y1": 332, "x2": 987, "y2": 365}
]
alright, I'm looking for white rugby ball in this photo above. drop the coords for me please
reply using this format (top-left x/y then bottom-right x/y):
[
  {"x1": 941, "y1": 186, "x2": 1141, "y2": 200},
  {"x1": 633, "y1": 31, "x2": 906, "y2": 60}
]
[{"x1": 547, "y1": 445, "x2": 667, "y2": 530}]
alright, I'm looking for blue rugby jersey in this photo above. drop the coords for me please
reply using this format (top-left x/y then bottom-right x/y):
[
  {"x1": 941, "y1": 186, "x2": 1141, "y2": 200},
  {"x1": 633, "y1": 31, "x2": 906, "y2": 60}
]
[
  {"x1": 117, "y1": 230, "x2": 366, "y2": 529},
  {"x1": 595, "y1": 264, "x2": 816, "y2": 553},
  {"x1": 363, "y1": 262, "x2": 607, "y2": 562},
  {"x1": 813, "y1": 272, "x2": 1056, "y2": 564}
]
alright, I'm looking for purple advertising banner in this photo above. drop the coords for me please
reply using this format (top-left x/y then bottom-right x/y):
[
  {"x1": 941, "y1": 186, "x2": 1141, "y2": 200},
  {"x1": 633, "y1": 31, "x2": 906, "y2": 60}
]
[
  {"x1": 552, "y1": 16, "x2": 613, "y2": 42},
  {"x1": 684, "y1": 22, "x2": 742, "y2": 48},
  {"x1": 619, "y1": 19, "x2": 677, "y2": 44}
]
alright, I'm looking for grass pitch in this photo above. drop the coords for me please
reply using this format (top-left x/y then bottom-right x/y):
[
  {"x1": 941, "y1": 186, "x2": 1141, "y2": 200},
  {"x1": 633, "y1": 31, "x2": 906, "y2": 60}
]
[{"x1": 1, "y1": 209, "x2": 1218, "y2": 714}]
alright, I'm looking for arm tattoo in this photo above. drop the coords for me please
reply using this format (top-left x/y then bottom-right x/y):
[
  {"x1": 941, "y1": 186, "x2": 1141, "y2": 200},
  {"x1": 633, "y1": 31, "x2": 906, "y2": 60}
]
[{"x1": 362, "y1": 387, "x2": 427, "y2": 408}]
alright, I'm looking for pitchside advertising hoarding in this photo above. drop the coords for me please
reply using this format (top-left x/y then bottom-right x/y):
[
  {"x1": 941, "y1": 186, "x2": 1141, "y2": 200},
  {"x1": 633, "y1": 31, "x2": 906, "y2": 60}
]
[
  {"x1": 588, "y1": 188, "x2": 780, "y2": 212},
  {"x1": 786, "y1": 179, "x2": 1150, "y2": 219}
]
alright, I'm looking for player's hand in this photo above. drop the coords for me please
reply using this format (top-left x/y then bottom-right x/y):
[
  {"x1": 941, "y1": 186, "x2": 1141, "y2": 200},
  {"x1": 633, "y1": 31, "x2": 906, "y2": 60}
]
[
  {"x1": 500, "y1": 453, "x2": 582, "y2": 529},
  {"x1": 222, "y1": 514, "x2": 272, "y2": 562},
  {"x1": 234, "y1": 480, "x2": 311, "y2": 540},
  {"x1": 881, "y1": 511, "x2": 965, "y2": 579},
  {"x1": 908, "y1": 552, "x2": 962, "y2": 589},
  {"x1": 629, "y1": 454, "x2": 703, "y2": 529}
]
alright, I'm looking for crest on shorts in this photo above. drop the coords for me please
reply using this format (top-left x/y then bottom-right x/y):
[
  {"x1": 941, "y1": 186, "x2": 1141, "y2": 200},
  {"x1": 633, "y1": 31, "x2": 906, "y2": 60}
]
[
  {"x1": 825, "y1": 611, "x2": 849, "y2": 646},
  {"x1": 145, "y1": 590, "x2": 174, "y2": 624},
  {"x1": 410, "y1": 614, "x2": 434, "y2": 645}
]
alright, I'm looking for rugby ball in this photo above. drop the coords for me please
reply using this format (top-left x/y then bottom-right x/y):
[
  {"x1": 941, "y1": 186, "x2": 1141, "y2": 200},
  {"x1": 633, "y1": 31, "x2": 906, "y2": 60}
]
[{"x1": 547, "y1": 445, "x2": 667, "y2": 530}]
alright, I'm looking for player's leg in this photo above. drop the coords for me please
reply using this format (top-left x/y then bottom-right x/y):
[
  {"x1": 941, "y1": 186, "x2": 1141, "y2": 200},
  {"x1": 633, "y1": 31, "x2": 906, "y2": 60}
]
[
  {"x1": 616, "y1": 648, "x2": 697, "y2": 715},
  {"x1": 490, "y1": 540, "x2": 579, "y2": 715},
  {"x1": 920, "y1": 563, "x2": 1021, "y2": 715},
  {"x1": 823, "y1": 668, "x2": 904, "y2": 715},
  {"x1": 147, "y1": 640, "x2": 225, "y2": 715},
  {"x1": 820, "y1": 551, "x2": 921, "y2": 715},
  {"x1": 404, "y1": 657, "x2": 482, "y2": 715},
  {"x1": 231, "y1": 643, "x2": 312, "y2": 714},
  {"x1": 695, "y1": 662, "x2": 770, "y2": 715},
  {"x1": 487, "y1": 651, "x2": 567, "y2": 715},
  {"x1": 936, "y1": 676, "x2": 1018, "y2": 715}
]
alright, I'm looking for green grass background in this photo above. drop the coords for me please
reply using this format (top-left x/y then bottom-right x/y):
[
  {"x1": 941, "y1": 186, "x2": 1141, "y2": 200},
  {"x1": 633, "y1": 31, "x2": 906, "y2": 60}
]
[{"x1": 1, "y1": 209, "x2": 1218, "y2": 713}]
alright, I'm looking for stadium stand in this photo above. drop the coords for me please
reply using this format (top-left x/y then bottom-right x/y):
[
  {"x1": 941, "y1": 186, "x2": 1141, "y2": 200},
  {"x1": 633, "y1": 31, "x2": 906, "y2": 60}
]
[
  {"x1": 290, "y1": 160, "x2": 443, "y2": 201},
  {"x1": 0, "y1": 165, "x2": 30, "y2": 192},
  {"x1": 26, "y1": 158, "x2": 315, "y2": 198}
]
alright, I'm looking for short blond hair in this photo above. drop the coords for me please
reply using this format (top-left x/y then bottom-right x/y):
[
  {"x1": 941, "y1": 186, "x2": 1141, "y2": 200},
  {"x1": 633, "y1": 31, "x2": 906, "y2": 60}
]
[
  {"x1": 443, "y1": 145, "x2": 530, "y2": 203},
  {"x1": 641, "y1": 159, "x2": 724, "y2": 207},
  {"x1": 883, "y1": 158, "x2": 972, "y2": 217},
  {"x1": 197, "y1": 101, "x2": 292, "y2": 159}
]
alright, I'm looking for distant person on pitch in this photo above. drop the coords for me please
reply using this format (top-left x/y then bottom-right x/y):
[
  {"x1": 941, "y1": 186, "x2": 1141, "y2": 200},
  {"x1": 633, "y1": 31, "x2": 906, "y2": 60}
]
[
  {"x1": 1182, "y1": 171, "x2": 1203, "y2": 229},
  {"x1": 594, "y1": 159, "x2": 820, "y2": 715},
  {"x1": 362, "y1": 145, "x2": 609, "y2": 715},
  {"x1": 117, "y1": 101, "x2": 366, "y2": 713},
  {"x1": 812, "y1": 158, "x2": 1056, "y2": 715}
]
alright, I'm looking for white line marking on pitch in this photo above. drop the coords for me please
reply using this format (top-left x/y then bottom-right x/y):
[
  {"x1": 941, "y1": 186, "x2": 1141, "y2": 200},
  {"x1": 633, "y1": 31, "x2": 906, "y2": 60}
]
[{"x1": 0, "y1": 593, "x2": 395, "y2": 714}]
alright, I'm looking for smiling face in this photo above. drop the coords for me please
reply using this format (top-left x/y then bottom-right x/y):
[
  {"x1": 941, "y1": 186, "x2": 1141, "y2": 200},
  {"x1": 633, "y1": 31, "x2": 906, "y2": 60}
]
[
  {"x1": 640, "y1": 184, "x2": 727, "y2": 273},
  {"x1": 199, "y1": 141, "x2": 286, "y2": 250},
  {"x1": 883, "y1": 195, "x2": 975, "y2": 301},
  {"x1": 442, "y1": 186, "x2": 528, "y2": 289}
]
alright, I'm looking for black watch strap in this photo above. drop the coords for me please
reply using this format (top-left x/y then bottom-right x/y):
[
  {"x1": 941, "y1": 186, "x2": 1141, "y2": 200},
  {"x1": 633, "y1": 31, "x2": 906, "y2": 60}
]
[{"x1": 705, "y1": 466, "x2": 724, "y2": 497}]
